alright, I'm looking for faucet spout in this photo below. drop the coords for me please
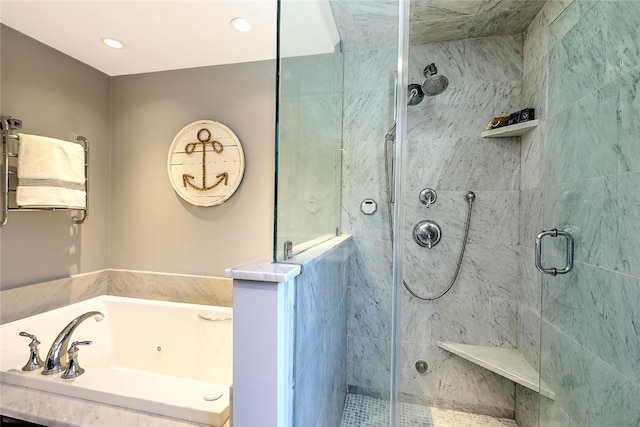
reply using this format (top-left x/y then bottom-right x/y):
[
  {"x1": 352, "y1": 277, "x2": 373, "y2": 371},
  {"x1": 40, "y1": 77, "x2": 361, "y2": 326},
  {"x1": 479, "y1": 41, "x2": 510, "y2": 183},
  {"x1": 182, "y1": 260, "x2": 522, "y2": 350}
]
[{"x1": 42, "y1": 311, "x2": 104, "y2": 375}]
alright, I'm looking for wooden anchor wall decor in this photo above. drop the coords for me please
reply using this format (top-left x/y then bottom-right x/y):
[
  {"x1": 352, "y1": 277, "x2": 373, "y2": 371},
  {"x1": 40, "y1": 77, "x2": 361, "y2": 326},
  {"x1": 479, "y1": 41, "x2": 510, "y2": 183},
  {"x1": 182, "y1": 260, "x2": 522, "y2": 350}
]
[{"x1": 167, "y1": 120, "x2": 245, "y2": 207}]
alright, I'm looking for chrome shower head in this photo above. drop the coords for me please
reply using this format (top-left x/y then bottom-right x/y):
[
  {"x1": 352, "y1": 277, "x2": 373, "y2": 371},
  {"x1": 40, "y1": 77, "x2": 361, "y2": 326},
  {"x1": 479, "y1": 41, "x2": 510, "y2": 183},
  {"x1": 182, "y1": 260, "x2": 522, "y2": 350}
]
[{"x1": 421, "y1": 63, "x2": 449, "y2": 96}]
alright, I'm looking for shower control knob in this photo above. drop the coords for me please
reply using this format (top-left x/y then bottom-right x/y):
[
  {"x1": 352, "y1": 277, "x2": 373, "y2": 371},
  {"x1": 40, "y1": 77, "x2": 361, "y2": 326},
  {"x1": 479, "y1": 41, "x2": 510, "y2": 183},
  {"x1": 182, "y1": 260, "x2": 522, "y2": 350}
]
[
  {"x1": 413, "y1": 220, "x2": 442, "y2": 248},
  {"x1": 419, "y1": 188, "x2": 437, "y2": 207}
]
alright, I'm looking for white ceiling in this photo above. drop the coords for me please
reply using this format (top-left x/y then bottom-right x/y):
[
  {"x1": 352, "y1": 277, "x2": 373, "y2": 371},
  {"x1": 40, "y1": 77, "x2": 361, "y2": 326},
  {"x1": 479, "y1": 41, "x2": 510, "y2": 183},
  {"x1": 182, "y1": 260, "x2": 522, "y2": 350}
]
[
  {"x1": 1, "y1": 0, "x2": 543, "y2": 76},
  {"x1": 0, "y1": 0, "x2": 340, "y2": 76}
]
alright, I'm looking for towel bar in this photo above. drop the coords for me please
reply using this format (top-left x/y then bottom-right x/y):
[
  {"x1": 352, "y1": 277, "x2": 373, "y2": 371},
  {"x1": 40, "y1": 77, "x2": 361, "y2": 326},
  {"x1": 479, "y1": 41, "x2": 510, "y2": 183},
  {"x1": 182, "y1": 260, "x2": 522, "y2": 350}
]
[{"x1": 1, "y1": 114, "x2": 89, "y2": 227}]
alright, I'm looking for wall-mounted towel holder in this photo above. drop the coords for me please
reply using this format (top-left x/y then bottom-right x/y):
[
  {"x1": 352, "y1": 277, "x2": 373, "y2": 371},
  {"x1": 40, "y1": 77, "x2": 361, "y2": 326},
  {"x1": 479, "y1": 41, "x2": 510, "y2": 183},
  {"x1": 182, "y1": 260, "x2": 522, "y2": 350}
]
[{"x1": 1, "y1": 114, "x2": 89, "y2": 227}]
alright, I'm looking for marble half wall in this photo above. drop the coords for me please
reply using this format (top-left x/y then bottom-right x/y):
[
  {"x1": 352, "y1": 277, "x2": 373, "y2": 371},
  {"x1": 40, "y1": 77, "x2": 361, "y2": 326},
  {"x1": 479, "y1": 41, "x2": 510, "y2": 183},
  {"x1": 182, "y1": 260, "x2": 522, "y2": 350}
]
[{"x1": 288, "y1": 235, "x2": 352, "y2": 427}]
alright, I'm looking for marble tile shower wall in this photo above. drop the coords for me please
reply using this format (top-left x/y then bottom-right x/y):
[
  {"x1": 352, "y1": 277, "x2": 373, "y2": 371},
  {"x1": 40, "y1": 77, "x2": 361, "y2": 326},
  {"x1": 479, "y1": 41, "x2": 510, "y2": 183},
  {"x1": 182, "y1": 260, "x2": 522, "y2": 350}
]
[
  {"x1": 341, "y1": 45, "x2": 396, "y2": 397},
  {"x1": 540, "y1": 1, "x2": 640, "y2": 426},
  {"x1": 401, "y1": 35, "x2": 522, "y2": 417}
]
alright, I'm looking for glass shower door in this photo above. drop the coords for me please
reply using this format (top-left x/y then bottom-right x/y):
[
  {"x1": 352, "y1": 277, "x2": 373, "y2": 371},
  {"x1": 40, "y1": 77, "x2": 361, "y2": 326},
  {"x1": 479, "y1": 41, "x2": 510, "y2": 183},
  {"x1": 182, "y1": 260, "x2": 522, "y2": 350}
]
[{"x1": 540, "y1": 1, "x2": 640, "y2": 425}]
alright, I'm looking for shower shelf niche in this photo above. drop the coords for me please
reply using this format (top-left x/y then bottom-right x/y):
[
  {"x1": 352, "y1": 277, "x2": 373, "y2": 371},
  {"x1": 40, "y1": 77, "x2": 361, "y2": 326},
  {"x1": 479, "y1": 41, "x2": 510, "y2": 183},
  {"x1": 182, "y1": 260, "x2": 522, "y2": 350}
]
[
  {"x1": 480, "y1": 119, "x2": 539, "y2": 138},
  {"x1": 438, "y1": 341, "x2": 555, "y2": 400}
]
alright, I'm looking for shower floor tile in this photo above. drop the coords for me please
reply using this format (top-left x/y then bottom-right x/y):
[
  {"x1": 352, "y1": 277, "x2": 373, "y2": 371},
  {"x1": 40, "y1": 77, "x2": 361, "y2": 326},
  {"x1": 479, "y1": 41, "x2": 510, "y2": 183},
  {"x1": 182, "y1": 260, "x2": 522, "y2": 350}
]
[{"x1": 340, "y1": 393, "x2": 519, "y2": 427}]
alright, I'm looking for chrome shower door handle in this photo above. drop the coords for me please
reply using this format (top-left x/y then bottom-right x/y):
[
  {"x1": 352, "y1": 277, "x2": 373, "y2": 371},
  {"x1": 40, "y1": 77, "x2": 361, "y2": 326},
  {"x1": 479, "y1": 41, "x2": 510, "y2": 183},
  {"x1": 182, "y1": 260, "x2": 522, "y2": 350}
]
[{"x1": 535, "y1": 229, "x2": 574, "y2": 275}]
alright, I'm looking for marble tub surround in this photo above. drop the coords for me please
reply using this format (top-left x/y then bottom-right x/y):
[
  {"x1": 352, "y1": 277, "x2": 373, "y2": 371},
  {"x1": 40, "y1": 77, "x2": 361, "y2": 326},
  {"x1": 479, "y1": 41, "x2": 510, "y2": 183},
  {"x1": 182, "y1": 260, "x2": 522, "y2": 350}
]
[
  {"x1": 1, "y1": 383, "x2": 228, "y2": 427},
  {"x1": 0, "y1": 269, "x2": 232, "y2": 324},
  {"x1": 0, "y1": 270, "x2": 108, "y2": 324},
  {"x1": 0, "y1": 272, "x2": 234, "y2": 427},
  {"x1": 109, "y1": 269, "x2": 232, "y2": 307}
]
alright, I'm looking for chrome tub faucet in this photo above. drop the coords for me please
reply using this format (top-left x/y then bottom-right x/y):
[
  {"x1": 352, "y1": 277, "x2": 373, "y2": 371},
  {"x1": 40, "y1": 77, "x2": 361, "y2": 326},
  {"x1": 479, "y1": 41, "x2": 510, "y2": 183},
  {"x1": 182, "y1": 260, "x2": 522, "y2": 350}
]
[{"x1": 42, "y1": 311, "x2": 104, "y2": 375}]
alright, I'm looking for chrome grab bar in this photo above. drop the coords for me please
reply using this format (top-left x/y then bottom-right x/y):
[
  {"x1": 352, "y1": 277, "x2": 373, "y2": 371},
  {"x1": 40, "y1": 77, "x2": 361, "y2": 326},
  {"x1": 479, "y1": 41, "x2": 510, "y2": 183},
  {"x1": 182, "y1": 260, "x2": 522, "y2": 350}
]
[{"x1": 535, "y1": 229, "x2": 574, "y2": 276}]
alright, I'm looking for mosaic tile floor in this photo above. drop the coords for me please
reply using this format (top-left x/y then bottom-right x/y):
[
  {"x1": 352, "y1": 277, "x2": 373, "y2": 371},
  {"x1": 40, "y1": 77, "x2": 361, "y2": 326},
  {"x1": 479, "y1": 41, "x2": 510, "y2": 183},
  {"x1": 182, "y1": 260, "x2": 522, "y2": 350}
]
[{"x1": 340, "y1": 393, "x2": 519, "y2": 427}]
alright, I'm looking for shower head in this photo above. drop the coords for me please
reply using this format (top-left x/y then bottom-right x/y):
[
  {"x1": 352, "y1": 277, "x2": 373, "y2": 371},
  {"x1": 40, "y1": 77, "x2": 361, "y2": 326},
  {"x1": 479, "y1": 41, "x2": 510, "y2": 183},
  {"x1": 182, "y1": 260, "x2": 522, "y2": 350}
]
[{"x1": 421, "y1": 63, "x2": 449, "y2": 96}]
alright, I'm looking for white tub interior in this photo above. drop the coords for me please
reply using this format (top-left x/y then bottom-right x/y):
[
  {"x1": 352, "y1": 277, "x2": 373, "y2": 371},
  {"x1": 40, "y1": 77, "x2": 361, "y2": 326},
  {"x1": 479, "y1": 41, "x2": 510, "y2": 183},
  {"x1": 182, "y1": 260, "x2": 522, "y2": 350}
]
[{"x1": 0, "y1": 295, "x2": 232, "y2": 426}]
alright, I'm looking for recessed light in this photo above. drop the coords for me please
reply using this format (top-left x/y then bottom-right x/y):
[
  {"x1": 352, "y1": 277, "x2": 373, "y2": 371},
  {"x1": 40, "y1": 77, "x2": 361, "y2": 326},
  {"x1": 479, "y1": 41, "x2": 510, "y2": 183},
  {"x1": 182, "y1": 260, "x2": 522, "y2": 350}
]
[
  {"x1": 230, "y1": 17, "x2": 253, "y2": 33},
  {"x1": 101, "y1": 37, "x2": 126, "y2": 49}
]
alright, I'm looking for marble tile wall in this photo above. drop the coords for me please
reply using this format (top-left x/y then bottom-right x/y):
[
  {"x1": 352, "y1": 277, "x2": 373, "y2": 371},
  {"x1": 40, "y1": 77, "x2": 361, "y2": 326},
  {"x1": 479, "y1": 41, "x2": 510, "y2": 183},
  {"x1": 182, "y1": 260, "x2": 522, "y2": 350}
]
[
  {"x1": 341, "y1": 45, "x2": 395, "y2": 401},
  {"x1": 538, "y1": 0, "x2": 640, "y2": 425},
  {"x1": 108, "y1": 269, "x2": 232, "y2": 307},
  {"x1": 0, "y1": 270, "x2": 108, "y2": 324},
  {"x1": 399, "y1": 34, "x2": 522, "y2": 417},
  {"x1": 290, "y1": 237, "x2": 352, "y2": 427}
]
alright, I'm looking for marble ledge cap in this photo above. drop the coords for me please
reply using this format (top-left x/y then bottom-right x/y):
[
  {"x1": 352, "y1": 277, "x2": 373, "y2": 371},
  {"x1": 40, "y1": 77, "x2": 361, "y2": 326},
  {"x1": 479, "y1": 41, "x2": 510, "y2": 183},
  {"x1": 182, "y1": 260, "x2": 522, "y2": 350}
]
[{"x1": 225, "y1": 261, "x2": 301, "y2": 283}]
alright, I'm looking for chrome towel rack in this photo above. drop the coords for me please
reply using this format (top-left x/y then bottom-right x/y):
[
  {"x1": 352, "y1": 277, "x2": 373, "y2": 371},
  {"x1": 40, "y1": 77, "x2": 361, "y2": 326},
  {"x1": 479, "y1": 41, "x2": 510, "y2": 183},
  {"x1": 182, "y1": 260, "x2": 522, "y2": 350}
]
[{"x1": 1, "y1": 114, "x2": 89, "y2": 227}]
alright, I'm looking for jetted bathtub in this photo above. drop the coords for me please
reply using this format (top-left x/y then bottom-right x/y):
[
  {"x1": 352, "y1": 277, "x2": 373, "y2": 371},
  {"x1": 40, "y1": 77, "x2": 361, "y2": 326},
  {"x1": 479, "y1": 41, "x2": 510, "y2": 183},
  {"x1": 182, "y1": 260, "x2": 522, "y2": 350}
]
[{"x1": 0, "y1": 295, "x2": 232, "y2": 426}]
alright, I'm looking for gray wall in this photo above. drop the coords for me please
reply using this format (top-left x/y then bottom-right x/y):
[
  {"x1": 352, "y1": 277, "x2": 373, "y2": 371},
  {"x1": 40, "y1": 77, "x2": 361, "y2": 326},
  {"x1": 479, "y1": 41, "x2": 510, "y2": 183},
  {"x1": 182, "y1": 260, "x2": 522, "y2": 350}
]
[
  {"x1": 1, "y1": 26, "x2": 276, "y2": 289},
  {"x1": 110, "y1": 62, "x2": 275, "y2": 276},
  {"x1": 0, "y1": 25, "x2": 111, "y2": 289}
]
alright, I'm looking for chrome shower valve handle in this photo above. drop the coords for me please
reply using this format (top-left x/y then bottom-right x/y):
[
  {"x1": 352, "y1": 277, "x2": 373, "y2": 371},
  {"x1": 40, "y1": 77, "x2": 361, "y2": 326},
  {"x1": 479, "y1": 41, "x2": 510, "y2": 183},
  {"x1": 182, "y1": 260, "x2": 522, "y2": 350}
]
[
  {"x1": 413, "y1": 220, "x2": 442, "y2": 248},
  {"x1": 419, "y1": 188, "x2": 437, "y2": 208}
]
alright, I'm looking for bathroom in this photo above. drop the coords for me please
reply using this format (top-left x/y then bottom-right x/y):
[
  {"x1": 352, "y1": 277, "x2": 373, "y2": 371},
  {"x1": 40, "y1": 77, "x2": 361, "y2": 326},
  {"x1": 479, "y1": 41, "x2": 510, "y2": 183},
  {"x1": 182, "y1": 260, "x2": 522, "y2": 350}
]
[{"x1": 1, "y1": 0, "x2": 640, "y2": 426}]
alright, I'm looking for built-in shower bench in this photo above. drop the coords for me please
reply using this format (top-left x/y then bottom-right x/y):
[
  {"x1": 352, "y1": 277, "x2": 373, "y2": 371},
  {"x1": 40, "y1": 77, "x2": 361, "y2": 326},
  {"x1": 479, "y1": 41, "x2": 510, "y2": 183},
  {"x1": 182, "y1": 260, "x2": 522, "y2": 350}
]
[{"x1": 438, "y1": 341, "x2": 555, "y2": 400}]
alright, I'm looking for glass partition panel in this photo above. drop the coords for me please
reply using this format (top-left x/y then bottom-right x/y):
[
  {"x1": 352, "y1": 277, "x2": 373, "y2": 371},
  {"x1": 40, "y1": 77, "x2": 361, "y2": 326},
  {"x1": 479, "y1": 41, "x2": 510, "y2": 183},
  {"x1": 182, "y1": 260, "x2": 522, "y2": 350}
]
[
  {"x1": 540, "y1": 1, "x2": 640, "y2": 426},
  {"x1": 275, "y1": 0, "x2": 343, "y2": 261}
]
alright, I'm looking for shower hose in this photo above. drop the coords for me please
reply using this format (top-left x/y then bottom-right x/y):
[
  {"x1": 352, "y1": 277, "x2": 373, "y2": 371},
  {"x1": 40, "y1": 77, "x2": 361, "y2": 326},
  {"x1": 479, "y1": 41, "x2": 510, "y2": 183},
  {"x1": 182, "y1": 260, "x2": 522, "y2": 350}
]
[
  {"x1": 402, "y1": 193, "x2": 474, "y2": 300},
  {"x1": 385, "y1": 130, "x2": 475, "y2": 300}
]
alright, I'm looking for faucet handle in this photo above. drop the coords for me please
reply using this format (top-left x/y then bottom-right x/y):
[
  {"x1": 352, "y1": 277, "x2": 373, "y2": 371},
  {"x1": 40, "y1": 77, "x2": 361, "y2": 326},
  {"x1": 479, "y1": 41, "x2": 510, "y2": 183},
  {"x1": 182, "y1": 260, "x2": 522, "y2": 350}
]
[
  {"x1": 19, "y1": 331, "x2": 44, "y2": 371},
  {"x1": 61, "y1": 340, "x2": 92, "y2": 379}
]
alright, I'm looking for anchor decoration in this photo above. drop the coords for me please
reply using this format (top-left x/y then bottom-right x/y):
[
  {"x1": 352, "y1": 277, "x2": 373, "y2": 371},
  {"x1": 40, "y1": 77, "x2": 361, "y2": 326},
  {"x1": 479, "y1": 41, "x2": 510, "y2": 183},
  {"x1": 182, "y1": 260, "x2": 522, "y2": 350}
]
[
  {"x1": 167, "y1": 120, "x2": 245, "y2": 207},
  {"x1": 182, "y1": 128, "x2": 229, "y2": 191}
]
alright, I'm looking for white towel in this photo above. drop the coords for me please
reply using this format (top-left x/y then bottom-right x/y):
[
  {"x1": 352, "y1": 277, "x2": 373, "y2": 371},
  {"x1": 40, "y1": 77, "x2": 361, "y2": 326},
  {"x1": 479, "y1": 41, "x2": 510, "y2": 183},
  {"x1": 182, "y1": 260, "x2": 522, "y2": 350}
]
[{"x1": 16, "y1": 133, "x2": 86, "y2": 209}]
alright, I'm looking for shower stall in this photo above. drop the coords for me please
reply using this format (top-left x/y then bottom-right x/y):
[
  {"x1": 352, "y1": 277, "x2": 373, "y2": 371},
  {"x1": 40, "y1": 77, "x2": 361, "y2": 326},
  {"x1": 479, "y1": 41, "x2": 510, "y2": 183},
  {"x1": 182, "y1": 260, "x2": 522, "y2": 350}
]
[{"x1": 276, "y1": 0, "x2": 640, "y2": 426}]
